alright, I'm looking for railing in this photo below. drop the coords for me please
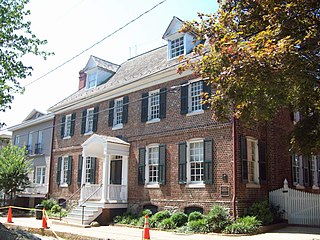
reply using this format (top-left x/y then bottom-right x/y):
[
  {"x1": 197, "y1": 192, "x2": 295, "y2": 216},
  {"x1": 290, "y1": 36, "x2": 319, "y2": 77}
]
[
  {"x1": 34, "y1": 143, "x2": 42, "y2": 154},
  {"x1": 82, "y1": 184, "x2": 102, "y2": 200},
  {"x1": 108, "y1": 184, "x2": 127, "y2": 201},
  {"x1": 80, "y1": 184, "x2": 102, "y2": 225},
  {"x1": 59, "y1": 184, "x2": 85, "y2": 220}
]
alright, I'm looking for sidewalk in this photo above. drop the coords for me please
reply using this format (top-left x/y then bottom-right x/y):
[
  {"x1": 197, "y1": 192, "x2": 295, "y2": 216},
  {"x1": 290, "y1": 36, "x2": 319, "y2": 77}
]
[{"x1": 0, "y1": 216, "x2": 320, "y2": 240}]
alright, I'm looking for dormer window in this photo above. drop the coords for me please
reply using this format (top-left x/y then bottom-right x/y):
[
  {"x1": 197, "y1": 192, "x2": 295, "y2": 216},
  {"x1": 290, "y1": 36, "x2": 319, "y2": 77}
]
[
  {"x1": 169, "y1": 35, "x2": 185, "y2": 59},
  {"x1": 87, "y1": 70, "x2": 97, "y2": 89}
]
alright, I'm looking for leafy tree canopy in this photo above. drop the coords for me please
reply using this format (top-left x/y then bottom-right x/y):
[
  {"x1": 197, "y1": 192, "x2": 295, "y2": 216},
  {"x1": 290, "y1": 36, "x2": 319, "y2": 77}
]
[
  {"x1": 178, "y1": 0, "x2": 320, "y2": 154},
  {"x1": 0, "y1": 0, "x2": 51, "y2": 119},
  {"x1": 0, "y1": 143, "x2": 31, "y2": 205}
]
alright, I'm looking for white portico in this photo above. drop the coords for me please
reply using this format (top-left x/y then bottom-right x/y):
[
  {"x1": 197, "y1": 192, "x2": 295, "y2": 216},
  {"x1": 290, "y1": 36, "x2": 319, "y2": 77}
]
[{"x1": 79, "y1": 134, "x2": 130, "y2": 205}]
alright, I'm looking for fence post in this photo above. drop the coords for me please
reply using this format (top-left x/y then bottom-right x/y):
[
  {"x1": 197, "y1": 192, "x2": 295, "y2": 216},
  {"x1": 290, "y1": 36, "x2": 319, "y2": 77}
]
[{"x1": 282, "y1": 179, "x2": 289, "y2": 220}]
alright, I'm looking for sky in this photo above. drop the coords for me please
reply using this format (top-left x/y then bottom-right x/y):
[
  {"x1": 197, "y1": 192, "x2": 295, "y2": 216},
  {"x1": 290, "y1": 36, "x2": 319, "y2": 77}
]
[{"x1": 0, "y1": 0, "x2": 218, "y2": 133}]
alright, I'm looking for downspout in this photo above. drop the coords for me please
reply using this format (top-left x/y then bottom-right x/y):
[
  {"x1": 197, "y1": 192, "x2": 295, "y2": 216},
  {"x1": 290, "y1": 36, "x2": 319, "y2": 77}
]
[
  {"x1": 232, "y1": 116, "x2": 237, "y2": 219},
  {"x1": 47, "y1": 116, "x2": 56, "y2": 199}
]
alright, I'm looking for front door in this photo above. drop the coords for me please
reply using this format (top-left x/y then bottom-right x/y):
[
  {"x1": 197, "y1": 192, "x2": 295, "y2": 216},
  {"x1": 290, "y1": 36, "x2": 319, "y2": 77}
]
[{"x1": 110, "y1": 156, "x2": 122, "y2": 185}]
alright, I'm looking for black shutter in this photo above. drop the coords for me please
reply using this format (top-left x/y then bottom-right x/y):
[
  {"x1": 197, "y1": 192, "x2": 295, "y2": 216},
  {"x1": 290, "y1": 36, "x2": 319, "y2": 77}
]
[
  {"x1": 204, "y1": 139, "x2": 213, "y2": 184},
  {"x1": 66, "y1": 156, "x2": 72, "y2": 185},
  {"x1": 202, "y1": 80, "x2": 211, "y2": 110},
  {"x1": 303, "y1": 156, "x2": 310, "y2": 186},
  {"x1": 57, "y1": 157, "x2": 62, "y2": 185},
  {"x1": 159, "y1": 88, "x2": 167, "y2": 119},
  {"x1": 178, "y1": 142, "x2": 187, "y2": 184},
  {"x1": 159, "y1": 144, "x2": 166, "y2": 184},
  {"x1": 108, "y1": 100, "x2": 115, "y2": 127},
  {"x1": 90, "y1": 157, "x2": 96, "y2": 184},
  {"x1": 60, "y1": 116, "x2": 65, "y2": 139},
  {"x1": 141, "y1": 93, "x2": 148, "y2": 122},
  {"x1": 77, "y1": 155, "x2": 83, "y2": 186},
  {"x1": 70, "y1": 113, "x2": 76, "y2": 137},
  {"x1": 92, "y1": 106, "x2": 99, "y2": 132},
  {"x1": 180, "y1": 82, "x2": 188, "y2": 114},
  {"x1": 240, "y1": 135, "x2": 248, "y2": 183},
  {"x1": 122, "y1": 96, "x2": 129, "y2": 124},
  {"x1": 258, "y1": 141, "x2": 267, "y2": 184},
  {"x1": 138, "y1": 148, "x2": 146, "y2": 185},
  {"x1": 81, "y1": 109, "x2": 87, "y2": 134}
]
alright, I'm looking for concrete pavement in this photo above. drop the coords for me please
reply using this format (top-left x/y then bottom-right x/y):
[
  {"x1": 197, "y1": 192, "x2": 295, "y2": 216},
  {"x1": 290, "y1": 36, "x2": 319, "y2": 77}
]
[{"x1": 0, "y1": 216, "x2": 320, "y2": 240}]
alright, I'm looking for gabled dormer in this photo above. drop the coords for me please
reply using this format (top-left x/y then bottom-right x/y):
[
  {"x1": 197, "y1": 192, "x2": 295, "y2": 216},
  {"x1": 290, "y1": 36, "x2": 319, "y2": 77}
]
[
  {"x1": 163, "y1": 16, "x2": 198, "y2": 60},
  {"x1": 23, "y1": 109, "x2": 45, "y2": 122},
  {"x1": 79, "y1": 56, "x2": 120, "y2": 90}
]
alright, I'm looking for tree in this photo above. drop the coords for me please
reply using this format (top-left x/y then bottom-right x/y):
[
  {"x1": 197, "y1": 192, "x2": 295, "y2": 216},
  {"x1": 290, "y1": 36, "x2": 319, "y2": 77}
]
[
  {"x1": 178, "y1": 0, "x2": 320, "y2": 154},
  {"x1": 0, "y1": 144, "x2": 31, "y2": 205},
  {"x1": 0, "y1": 0, "x2": 51, "y2": 121}
]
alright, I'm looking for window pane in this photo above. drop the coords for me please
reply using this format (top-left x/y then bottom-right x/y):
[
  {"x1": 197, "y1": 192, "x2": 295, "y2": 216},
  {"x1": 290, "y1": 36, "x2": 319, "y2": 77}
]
[
  {"x1": 149, "y1": 92, "x2": 160, "y2": 120},
  {"x1": 190, "y1": 81, "x2": 203, "y2": 112},
  {"x1": 85, "y1": 157, "x2": 92, "y2": 183},
  {"x1": 64, "y1": 115, "x2": 72, "y2": 137},
  {"x1": 114, "y1": 99, "x2": 123, "y2": 126},
  {"x1": 170, "y1": 36, "x2": 184, "y2": 58},
  {"x1": 62, "y1": 157, "x2": 69, "y2": 183},
  {"x1": 189, "y1": 141, "x2": 204, "y2": 182},
  {"x1": 148, "y1": 147, "x2": 159, "y2": 183},
  {"x1": 86, "y1": 109, "x2": 94, "y2": 132}
]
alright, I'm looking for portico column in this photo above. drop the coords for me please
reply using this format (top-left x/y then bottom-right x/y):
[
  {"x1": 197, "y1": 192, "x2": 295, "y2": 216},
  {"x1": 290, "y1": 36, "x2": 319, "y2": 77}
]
[
  {"x1": 100, "y1": 147, "x2": 108, "y2": 203},
  {"x1": 79, "y1": 152, "x2": 87, "y2": 202}
]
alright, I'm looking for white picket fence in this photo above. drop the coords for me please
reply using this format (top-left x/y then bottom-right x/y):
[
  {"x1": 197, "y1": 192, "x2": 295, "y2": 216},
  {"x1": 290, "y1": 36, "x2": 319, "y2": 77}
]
[{"x1": 269, "y1": 179, "x2": 320, "y2": 226}]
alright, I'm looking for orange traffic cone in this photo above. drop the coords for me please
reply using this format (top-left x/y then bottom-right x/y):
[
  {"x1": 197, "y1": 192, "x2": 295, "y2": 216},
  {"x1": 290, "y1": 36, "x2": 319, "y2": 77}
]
[
  {"x1": 7, "y1": 206, "x2": 13, "y2": 223},
  {"x1": 42, "y1": 208, "x2": 49, "y2": 229},
  {"x1": 142, "y1": 214, "x2": 150, "y2": 240}
]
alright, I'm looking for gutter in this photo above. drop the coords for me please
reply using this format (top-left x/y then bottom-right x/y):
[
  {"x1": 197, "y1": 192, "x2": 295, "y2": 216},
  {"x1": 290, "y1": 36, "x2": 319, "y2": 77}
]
[
  {"x1": 232, "y1": 116, "x2": 237, "y2": 219},
  {"x1": 47, "y1": 116, "x2": 56, "y2": 199}
]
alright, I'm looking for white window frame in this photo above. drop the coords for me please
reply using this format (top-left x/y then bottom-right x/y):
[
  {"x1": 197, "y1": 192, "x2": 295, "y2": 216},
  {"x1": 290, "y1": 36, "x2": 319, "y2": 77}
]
[
  {"x1": 64, "y1": 114, "x2": 72, "y2": 138},
  {"x1": 168, "y1": 35, "x2": 185, "y2": 59},
  {"x1": 147, "y1": 90, "x2": 160, "y2": 123},
  {"x1": 85, "y1": 157, "x2": 92, "y2": 184},
  {"x1": 35, "y1": 166, "x2": 46, "y2": 185},
  {"x1": 27, "y1": 133, "x2": 33, "y2": 154},
  {"x1": 311, "y1": 156, "x2": 319, "y2": 189},
  {"x1": 86, "y1": 70, "x2": 98, "y2": 89},
  {"x1": 14, "y1": 135, "x2": 20, "y2": 145},
  {"x1": 186, "y1": 138, "x2": 205, "y2": 188},
  {"x1": 145, "y1": 144, "x2": 160, "y2": 188},
  {"x1": 113, "y1": 97, "x2": 124, "y2": 129},
  {"x1": 85, "y1": 108, "x2": 94, "y2": 134},
  {"x1": 246, "y1": 137, "x2": 259, "y2": 185},
  {"x1": 61, "y1": 156, "x2": 69, "y2": 186}
]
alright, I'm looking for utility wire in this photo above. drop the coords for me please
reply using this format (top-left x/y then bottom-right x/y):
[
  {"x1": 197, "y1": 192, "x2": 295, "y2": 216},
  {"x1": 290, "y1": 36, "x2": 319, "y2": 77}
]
[{"x1": 23, "y1": 0, "x2": 167, "y2": 88}]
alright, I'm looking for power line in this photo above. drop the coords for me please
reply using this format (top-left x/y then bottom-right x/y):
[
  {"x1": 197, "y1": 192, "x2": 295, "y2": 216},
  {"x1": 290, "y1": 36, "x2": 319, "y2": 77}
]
[{"x1": 23, "y1": 0, "x2": 167, "y2": 88}]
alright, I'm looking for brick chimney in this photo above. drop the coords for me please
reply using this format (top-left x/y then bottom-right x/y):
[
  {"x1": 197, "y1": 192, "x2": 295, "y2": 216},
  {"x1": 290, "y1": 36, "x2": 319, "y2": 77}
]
[{"x1": 78, "y1": 70, "x2": 87, "y2": 90}]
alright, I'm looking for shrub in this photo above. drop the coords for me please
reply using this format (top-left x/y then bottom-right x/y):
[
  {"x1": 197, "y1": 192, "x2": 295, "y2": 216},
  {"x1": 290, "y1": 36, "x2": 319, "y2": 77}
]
[
  {"x1": 188, "y1": 211, "x2": 203, "y2": 222},
  {"x1": 247, "y1": 200, "x2": 273, "y2": 225},
  {"x1": 186, "y1": 219, "x2": 208, "y2": 233},
  {"x1": 141, "y1": 208, "x2": 153, "y2": 217},
  {"x1": 152, "y1": 210, "x2": 171, "y2": 223},
  {"x1": 205, "y1": 205, "x2": 231, "y2": 232},
  {"x1": 41, "y1": 199, "x2": 57, "y2": 211},
  {"x1": 270, "y1": 203, "x2": 284, "y2": 223},
  {"x1": 159, "y1": 218, "x2": 176, "y2": 230},
  {"x1": 223, "y1": 216, "x2": 261, "y2": 234},
  {"x1": 170, "y1": 212, "x2": 188, "y2": 227},
  {"x1": 51, "y1": 204, "x2": 62, "y2": 214}
]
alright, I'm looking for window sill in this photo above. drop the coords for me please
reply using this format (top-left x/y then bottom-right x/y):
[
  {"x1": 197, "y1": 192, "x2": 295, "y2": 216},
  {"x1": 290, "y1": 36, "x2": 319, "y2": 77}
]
[
  {"x1": 186, "y1": 110, "x2": 204, "y2": 117},
  {"x1": 112, "y1": 124, "x2": 123, "y2": 130},
  {"x1": 246, "y1": 183, "x2": 261, "y2": 189},
  {"x1": 145, "y1": 184, "x2": 160, "y2": 189},
  {"x1": 295, "y1": 184, "x2": 305, "y2": 190},
  {"x1": 186, "y1": 183, "x2": 205, "y2": 189},
  {"x1": 60, "y1": 183, "x2": 68, "y2": 188},
  {"x1": 84, "y1": 131, "x2": 93, "y2": 136},
  {"x1": 146, "y1": 118, "x2": 160, "y2": 124},
  {"x1": 63, "y1": 136, "x2": 71, "y2": 140},
  {"x1": 312, "y1": 185, "x2": 319, "y2": 190}
]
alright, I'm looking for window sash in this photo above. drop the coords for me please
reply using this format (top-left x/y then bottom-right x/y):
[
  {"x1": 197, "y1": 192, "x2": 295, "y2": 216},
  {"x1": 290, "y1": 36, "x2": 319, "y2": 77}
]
[
  {"x1": 62, "y1": 157, "x2": 69, "y2": 184},
  {"x1": 190, "y1": 81, "x2": 203, "y2": 112},
  {"x1": 170, "y1": 36, "x2": 184, "y2": 58},
  {"x1": 247, "y1": 139, "x2": 259, "y2": 183},
  {"x1": 87, "y1": 72, "x2": 97, "y2": 88},
  {"x1": 35, "y1": 167, "x2": 46, "y2": 184},
  {"x1": 189, "y1": 141, "x2": 204, "y2": 183},
  {"x1": 64, "y1": 115, "x2": 72, "y2": 137},
  {"x1": 147, "y1": 146, "x2": 159, "y2": 183},
  {"x1": 148, "y1": 91, "x2": 160, "y2": 120},
  {"x1": 86, "y1": 109, "x2": 94, "y2": 132},
  {"x1": 114, "y1": 99, "x2": 123, "y2": 126},
  {"x1": 85, "y1": 157, "x2": 92, "y2": 183}
]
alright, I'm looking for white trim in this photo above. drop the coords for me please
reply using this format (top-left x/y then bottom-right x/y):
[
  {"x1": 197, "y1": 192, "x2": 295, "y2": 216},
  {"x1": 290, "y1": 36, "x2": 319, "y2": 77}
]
[
  {"x1": 186, "y1": 138, "x2": 205, "y2": 185},
  {"x1": 145, "y1": 143, "x2": 160, "y2": 186},
  {"x1": 186, "y1": 110, "x2": 204, "y2": 117},
  {"x1": 246, "y1": 183, "x2": 261, "y2": 189},
  {"x1": 146, "y1": 118, "x2": 160, "y2": 124},
  {"x1": 186, "y1": 183, "x2": 205, "y2": 189},
  {"x1": 7, "y1": 114, "x2": 54, "y2": 131},
  {"x1": 112, "y1": 123, "x2": 123, "y2": 130}
]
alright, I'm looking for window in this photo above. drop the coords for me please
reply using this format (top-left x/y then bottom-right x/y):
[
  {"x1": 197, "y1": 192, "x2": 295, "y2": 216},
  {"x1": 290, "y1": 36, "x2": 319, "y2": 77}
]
[
  {"x1": 85, "y1": 157, "x2": 96, "y2": 184},
  {"x1": 27, "y1": 133, "x2": 33, "y2": 154},
  {"x1": 180, "y1": 80, "x2": 210, "y2": 115},
  {"x1": 138, "y1": 145, "x2": 166, "y2": 186},
  {"x1": 108, "y1": 96, "x2": 128, "y2": 128},
  {"x1": 178, "y1": 139, "x2": 213, "y2": 186},
  {"x1": 81, "y1": 107, "x2": 99, "y2": 134},
  {"x1": 114, "y1": 98, "x2": 123, "y2": 126},
  {"x1": 57, "y1": 156, "x2": 72, "y2": 186},
  {"x1": 292, "y1": 155, "x2": 300, "y2": 185},
  {"x1": 64, "y1": 114, "x2": 72, "y2": 137},
  {"x1": 61, "y1": 113, "x2": 75, "y2": 138},
  {"x1": 292, "y1": 155, "x2": 320, "y2": 188},
  {"x1": 35, "y1": 166, "x2": 46, "y2": 185},
  {"x1": 240, "y1": 136, "x2": 267, "y2": 186},
  {"x1": 35, "y1": 131, "x2": 42, "y2": 154},
  {"x1": 14, "y1": 135, "x2": 20, "y2": 145},
  {"x1": 169, "y1": 36, "x2": 184, "y2": 59},
  {"x1": 141, "y1": 89, "x2": 166, "y2": 123},
  {"x1": 87, "y1": 71, "x2": 97, "y2": 89}
]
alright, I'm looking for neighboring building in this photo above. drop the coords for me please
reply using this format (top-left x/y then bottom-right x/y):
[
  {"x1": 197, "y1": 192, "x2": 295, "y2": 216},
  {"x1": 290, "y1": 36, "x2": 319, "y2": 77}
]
[
  {"x1": 7, "y1": 109, "x2": 54, "y2": 208},
  {"x1": 47, "y1": 17, "x2": 294, "y2": 225},
  {"x1": 0, "y1": 132, "x2": 11, "y2": 148}
]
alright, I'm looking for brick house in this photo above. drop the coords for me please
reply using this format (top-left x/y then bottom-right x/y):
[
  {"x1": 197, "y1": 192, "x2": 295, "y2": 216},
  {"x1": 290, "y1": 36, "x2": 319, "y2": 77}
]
[{"x1": 47, "y1": 17, "x2": 297, "y2": 225}]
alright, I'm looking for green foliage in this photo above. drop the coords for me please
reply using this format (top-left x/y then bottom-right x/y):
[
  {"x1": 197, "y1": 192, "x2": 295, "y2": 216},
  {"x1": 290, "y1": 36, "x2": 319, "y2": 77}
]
[
  {"x1": 170, "y1": 212, "x2": 188, "y2": 227},
  {"x1": 247, "y1": 200, "x2": 273, "y2": 225},
  {"x1": 140, "y1": 208, "x2": 153, "y2": 217},
  {"x1": 223, "y1": 216, "x2": 261, "y2": 234},
  {"x1": 0, "y1": 144, "x2": 31, "y2": 204},
  {"x1": 188, "y1": 211, "x2": 203, "y2": 222},
  {"x1": 152, "y1": 210, "x2": 171, "y2": 223},
  {"x1": 270, "y1": 203, "x2": 285, "y2": 223},
  {"x1": 41, "y1": 199, "x2": 57, "y2": 211},
  {"x1": 0, "y1": 0, "x2": 52, "y2": 116},
  {"x1": 179, "y1": 0, "x2": 320, "y2": 154},
  {"x1": 205, "y1": 205, "x2": 232, "y2": 232},
  {"x1": 159, "y1": 218, "x2": 175, "y2": 230},
  {"x1": 186, "y1": 219, "x2": 208, "y2": 233},
  {"x1": 51, "y1": 204, "x2": 62, "y2": 214}
]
